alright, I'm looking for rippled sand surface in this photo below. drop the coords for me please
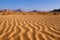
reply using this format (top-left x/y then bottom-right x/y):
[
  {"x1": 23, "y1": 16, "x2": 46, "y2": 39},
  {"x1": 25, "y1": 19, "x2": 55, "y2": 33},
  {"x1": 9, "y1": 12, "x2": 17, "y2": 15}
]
[{"x1": 0, "y1": 14, "x2": 60, "y2": 40}]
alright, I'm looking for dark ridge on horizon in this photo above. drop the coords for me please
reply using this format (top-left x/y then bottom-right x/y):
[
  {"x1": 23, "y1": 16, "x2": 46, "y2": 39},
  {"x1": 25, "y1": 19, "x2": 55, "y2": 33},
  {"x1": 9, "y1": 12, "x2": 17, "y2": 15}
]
[
  {"x1": 50, "y1": 9, "x2": 60, "y2": 12},
  {"x1": 0, "y1": 8, "x2": 60, "y2": 12}
]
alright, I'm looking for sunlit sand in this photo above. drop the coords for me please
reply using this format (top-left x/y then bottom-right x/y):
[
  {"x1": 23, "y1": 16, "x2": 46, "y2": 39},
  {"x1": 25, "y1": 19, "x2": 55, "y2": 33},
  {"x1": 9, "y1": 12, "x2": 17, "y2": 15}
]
[{"x1": 0, "y1": 12, "x2": 60, "y2": 40}]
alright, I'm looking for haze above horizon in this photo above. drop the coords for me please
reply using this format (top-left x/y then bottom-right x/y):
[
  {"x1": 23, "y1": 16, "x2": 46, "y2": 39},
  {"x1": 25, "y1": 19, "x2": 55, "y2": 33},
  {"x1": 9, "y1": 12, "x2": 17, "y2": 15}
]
[{"x1": 0, "y1": 0, "x2": 60, "y2": 11}]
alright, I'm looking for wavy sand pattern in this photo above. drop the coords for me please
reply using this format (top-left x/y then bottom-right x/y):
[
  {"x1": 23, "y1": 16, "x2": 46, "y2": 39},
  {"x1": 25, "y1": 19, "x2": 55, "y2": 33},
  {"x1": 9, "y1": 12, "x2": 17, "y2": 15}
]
[{"x1": 0, "y1": 14, "x2": 60, "y2": 40}]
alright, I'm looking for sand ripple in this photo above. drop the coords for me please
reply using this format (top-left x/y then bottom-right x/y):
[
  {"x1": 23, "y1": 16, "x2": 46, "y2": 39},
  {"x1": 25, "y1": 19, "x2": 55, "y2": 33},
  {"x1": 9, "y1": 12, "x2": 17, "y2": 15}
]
[{"x1": 0, "y1": 15, "x2": 60, "y2": 40}]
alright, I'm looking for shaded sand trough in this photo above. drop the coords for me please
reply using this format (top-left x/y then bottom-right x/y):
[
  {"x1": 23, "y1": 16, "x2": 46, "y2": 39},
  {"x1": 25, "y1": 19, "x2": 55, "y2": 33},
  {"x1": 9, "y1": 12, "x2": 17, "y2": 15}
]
[{"x1": 0, "y1": 12, "x2": 60, "y2": 40}]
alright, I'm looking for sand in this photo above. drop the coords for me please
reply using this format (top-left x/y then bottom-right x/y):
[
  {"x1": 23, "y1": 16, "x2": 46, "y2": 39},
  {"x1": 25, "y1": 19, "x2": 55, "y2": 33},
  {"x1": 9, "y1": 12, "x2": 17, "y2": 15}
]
[{"x1": 0, "y1": 12, "x2": 60, "y2": 40}]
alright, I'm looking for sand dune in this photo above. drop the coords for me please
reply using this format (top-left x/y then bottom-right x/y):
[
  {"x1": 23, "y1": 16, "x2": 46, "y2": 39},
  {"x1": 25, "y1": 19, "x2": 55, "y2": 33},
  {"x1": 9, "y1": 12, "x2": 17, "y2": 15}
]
[{"x1": 0, "y1": 13, "x2": 60, "y2": 40}]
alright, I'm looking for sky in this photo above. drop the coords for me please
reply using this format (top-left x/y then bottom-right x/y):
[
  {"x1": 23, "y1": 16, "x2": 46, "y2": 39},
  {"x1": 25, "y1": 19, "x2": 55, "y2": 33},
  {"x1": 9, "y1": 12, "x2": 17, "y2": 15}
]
[{"x1": 0, "y1": 0, "x2": 60, "y2": 11}]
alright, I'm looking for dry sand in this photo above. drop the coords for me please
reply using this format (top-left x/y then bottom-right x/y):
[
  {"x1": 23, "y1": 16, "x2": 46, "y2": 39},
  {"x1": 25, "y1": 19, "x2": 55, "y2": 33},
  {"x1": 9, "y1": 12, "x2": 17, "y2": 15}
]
[{"x1": 0, "y1": 12, "x2": 60, "y2": 40}]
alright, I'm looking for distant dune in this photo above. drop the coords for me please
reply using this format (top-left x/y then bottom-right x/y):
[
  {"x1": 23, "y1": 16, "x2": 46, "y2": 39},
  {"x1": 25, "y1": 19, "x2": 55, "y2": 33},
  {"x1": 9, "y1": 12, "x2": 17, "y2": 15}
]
[
  {"x1": 0, "y1": 11, "x2": 60, "y2": 15},
  {"x1": 0, "y1": 12, "x2": 60, "y2": 40}
]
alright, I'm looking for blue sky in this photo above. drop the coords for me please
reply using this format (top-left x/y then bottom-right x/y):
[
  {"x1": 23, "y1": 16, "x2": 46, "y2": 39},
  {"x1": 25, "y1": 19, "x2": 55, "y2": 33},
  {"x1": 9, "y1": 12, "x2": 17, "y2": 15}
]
[{"x1": 0, "y1": 0, "x2": 60, "y2": 11}]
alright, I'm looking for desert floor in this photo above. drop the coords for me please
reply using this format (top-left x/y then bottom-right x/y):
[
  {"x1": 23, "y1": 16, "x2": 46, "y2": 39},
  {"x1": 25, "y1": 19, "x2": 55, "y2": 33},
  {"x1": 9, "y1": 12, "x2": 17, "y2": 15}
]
[{"x1": 0, "y1": 13, "x2": 60, "y2": 40}]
